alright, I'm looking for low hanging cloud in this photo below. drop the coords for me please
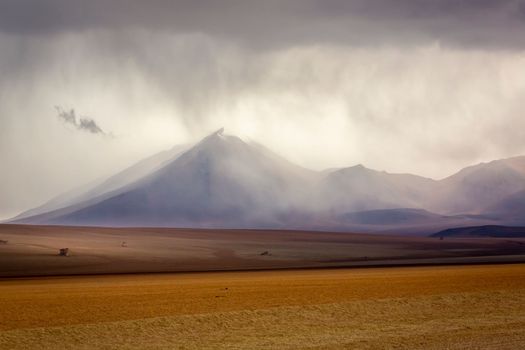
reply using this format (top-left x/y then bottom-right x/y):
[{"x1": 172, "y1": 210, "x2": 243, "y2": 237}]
[
  {"x1": 3, "y1": 1, "x2": 525, "y2": 221},
  {"x1": 55, "y1": 106, "x2": 111, "y2": 136}
]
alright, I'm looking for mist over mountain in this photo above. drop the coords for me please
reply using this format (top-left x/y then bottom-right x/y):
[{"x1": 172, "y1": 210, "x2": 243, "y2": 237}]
[
  {"x1": 320, "y1": 166, "x2": 437, "y2": 213},
  {"x1": 10, "y1": 129, "x2": 525, "y2": 233},
  {"x1": 11, "y1": 144, "x2": 187, "y2": 221},
  {"x1": 484, "y1": 189, "x2": 525, "y2": 225},
  {"x1": 430, "y1": 156, "x2": 525, "y2": 215}
]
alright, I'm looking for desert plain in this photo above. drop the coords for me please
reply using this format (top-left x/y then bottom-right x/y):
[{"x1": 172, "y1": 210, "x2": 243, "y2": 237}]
[
  {"x1": 1, "y1": 224, "x2": 525, "y2": 349},
  {"x1": 1, "y1": 224, "x2": 525, "y2": 276}
]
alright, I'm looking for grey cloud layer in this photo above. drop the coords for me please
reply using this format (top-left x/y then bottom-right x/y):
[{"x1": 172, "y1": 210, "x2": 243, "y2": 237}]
[{"x1": 2, "y1": 0, "x2": 525, "y2": 48}]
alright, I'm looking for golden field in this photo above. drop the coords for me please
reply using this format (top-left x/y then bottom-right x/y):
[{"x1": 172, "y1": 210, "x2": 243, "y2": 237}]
[{"x1": 1, "y1": 264, "x2": 524, "y2": 349}]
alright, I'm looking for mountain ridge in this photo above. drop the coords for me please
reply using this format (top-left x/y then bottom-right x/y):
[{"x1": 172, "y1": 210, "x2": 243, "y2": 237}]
[{"x1": 9, "y1": 129, "x2": 525, "y2": 233}]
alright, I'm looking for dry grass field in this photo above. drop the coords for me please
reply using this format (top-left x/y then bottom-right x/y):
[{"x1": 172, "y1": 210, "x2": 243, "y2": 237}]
[{"x1": 1, "y1": 264, "x2": 524, "y2": 349}]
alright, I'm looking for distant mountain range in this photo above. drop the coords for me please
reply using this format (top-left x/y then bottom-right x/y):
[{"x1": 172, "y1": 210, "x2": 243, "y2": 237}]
[{"x1": 9, "y1": 129, "x2": 525, "y2": 234}]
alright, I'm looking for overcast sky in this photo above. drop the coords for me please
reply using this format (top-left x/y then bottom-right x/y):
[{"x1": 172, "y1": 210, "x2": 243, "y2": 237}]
[{"x1": 2, "y1": 0, "x2": 525, "y2": 219}]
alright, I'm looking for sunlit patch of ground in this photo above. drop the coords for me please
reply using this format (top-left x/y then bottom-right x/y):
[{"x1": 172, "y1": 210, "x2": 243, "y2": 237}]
[{"x1": 0, "y1": 264, "x2": 524, "y2": 349}]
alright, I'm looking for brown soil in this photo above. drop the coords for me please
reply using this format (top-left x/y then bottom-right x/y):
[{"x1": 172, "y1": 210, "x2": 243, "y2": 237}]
[{"x1": 1, "y1": 224, "x2": 525, "y2": 277}]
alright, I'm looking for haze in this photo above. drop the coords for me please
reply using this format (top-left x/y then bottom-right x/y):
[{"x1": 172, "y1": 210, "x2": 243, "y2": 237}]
[{"x1": 2, "y1": 0, "x2": 525, "y2": 219}]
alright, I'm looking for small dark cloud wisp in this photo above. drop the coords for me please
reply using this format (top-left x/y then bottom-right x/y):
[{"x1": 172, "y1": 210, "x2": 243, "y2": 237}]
[{"x1": 55, "y1": 106, "x2": 111, "y2": 136}]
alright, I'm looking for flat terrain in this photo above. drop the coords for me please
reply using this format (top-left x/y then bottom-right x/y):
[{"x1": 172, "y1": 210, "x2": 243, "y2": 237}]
[
  {"x1": 1, "y1": 224, "x2": 525, "y2": 276},
  {"x1": 0, "y1": 264, "x2": 524, "y2": 349}
]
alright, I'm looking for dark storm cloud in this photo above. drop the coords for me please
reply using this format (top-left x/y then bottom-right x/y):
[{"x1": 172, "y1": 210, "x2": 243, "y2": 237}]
[
  {"x1": 56, "y1": 106, "x2": 110, "y2": 136},
  {"x1": 1, "y1": 0, "x2": 525, "y2": 49}
]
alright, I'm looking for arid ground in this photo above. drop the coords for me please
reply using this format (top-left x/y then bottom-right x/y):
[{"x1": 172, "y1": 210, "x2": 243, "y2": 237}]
[
  {"x1": 0, "y1": 264, "x2": 524, "y2": 349},
  {"x1": 1, "y1": 224, "x2": 524, "y2": 349},
  {"x1": 1, "y1": 224, "x2": 525, "y2": 276}
]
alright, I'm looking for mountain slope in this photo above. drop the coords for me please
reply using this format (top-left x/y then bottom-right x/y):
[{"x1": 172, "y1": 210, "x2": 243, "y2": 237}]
[
  {"x1": 18, "y1": 129, "x2": 317, "y2": 227},
  {"x1": 11, "y1": 144, "x2": 186, "y2": 221},
  {"x1": 319, "y1": 165, "x2": 437, "y2": 213},
  {"x1": 483, "y1": 189, "x2": 525, "y2": 225},
  {"x1": 431, "y1": 156, "x2": 525, "y2": 214}
]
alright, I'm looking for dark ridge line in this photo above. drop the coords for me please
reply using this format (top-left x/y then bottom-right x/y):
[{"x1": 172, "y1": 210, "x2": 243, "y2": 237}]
[
  {"x1": 2, "y1": 259, "x2": 525, "y2": 280},
  {"x1": 0, "y1": 223, "x2": 404, "y2": 238}
]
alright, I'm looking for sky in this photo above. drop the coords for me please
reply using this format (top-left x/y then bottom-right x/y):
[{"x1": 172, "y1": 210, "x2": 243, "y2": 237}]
[{"x1": 2, "y1": 0, "x2": 525, "y2": 219}]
